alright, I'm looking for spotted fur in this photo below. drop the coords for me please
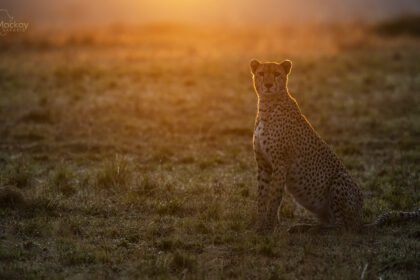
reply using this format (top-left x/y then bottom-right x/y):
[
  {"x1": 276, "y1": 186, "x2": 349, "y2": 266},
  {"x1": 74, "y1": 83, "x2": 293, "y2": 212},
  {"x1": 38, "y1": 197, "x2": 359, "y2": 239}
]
[
  {"x1": 250, "y1": 59, "x2": 420, "y2": 233},
  {"x1": 368, "y1": 208, "x2": 420, "y2": 227}
]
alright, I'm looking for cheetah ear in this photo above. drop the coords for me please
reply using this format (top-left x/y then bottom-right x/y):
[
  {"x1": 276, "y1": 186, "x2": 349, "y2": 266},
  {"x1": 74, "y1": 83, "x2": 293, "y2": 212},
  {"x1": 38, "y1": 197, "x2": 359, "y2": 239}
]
[
  {"x1": 281, "y1": 60, "x2": 292, "y2": 75},
  {"x1": 250, "y1": 59, "x2": 261, "y2": 75}
]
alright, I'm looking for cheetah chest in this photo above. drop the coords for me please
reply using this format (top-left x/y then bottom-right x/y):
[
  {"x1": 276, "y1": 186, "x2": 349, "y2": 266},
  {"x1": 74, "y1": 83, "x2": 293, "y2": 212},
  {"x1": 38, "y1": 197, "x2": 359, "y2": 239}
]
[{"x1": 253, "y1": 120, "x2": 272, "y2": 162}]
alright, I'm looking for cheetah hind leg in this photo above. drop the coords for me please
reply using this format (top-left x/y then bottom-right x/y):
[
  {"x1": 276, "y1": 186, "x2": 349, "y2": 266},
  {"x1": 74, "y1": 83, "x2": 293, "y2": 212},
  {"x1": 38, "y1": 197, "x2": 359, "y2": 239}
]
[{"x1": 287, "y1": 223, "x2": 337, "y2": 234}]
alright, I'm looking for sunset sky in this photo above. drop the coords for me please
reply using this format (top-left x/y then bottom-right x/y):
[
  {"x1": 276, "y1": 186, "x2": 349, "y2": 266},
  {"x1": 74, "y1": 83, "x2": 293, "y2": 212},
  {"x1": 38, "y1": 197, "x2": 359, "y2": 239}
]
[{"x1": 3, "y1": 0, "x2": 420, "y2": 28}]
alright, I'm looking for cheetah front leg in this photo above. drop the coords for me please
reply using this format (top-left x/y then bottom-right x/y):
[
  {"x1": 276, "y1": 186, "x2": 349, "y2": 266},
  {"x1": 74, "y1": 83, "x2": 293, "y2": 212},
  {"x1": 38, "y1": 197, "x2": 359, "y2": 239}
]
[
  {"x1": 257, "y1": 167, "x2": 286, "y2": 233},
  {"x1": 255, "y1": 158, "x2": 273, "y2": 232}
]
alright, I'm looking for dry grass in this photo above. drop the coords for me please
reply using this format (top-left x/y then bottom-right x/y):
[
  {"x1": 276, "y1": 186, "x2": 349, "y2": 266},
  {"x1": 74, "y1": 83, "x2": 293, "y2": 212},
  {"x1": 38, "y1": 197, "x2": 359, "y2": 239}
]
[{"x1": 0, "y1": 23, "x2": 419, "y2": 279}]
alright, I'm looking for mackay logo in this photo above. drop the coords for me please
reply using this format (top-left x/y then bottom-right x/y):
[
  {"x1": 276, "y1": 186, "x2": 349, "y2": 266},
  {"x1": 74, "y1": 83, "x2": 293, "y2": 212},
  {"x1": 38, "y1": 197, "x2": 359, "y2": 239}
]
[{"x1": 0, "y1": 9, "x2": 29, "y2": 36}]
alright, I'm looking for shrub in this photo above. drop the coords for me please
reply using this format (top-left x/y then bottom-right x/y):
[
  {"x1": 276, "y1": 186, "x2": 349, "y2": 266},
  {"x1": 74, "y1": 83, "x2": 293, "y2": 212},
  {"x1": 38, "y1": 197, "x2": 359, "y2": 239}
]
[
  {"x1": 169, "y1": 251, "x2": 196, "y2": 273},
  {"x1": 4, "y1": 160, "x2": 32, "y2": 188},
  {"x1": 48, "y1": 166, "x2": 76, "y2": 196},
  {"x1": 95, "y1": 155, "x2": 132, "y2": 192},
  {"x1": 0, "y1": 185, "x2": 26, "y2": 209}
]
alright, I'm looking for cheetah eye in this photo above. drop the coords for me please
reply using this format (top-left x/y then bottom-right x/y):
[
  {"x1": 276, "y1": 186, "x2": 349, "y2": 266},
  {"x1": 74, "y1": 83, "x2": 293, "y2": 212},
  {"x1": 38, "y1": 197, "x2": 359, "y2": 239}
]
[{"x1": 274, "y1": 72, "x2": 280, "y2": 77}]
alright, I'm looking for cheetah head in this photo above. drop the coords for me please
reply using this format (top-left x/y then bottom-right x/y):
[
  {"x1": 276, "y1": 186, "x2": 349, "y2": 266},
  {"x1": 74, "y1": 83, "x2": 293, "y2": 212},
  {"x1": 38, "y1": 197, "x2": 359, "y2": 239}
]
[{"x1": 250, "y1": 59, "x2": 292, "y2": 96}]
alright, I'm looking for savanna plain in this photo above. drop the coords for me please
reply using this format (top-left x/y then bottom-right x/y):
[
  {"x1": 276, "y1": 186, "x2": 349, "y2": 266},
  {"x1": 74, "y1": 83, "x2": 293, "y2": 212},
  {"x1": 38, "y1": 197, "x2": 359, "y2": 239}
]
[{"x1": 0, "y1": 21, "x2": 419, "y2": 279}]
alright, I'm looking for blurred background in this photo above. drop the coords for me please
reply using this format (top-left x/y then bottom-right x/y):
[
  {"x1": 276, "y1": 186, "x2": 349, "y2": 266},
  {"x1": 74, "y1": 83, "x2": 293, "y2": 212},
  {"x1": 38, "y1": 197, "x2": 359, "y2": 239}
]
[
  {"x1": 3, "y1": 0, "x2": 420, "y2": 28},
  {"x1": 0, "y1": 0, "x2": 419, "y2": 158}
]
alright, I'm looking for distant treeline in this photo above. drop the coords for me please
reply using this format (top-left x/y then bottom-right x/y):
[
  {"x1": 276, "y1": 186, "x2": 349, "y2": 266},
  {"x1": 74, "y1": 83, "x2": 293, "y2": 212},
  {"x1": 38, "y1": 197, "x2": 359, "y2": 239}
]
[{"x1": 374, "y1": 14, "x2": 420, "y2": 37}]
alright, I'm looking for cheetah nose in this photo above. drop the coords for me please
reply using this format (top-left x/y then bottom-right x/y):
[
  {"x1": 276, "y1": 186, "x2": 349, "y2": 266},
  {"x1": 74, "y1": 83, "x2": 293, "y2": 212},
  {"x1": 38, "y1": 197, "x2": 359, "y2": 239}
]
[{"x1": 265, "y1": 83, "x2": 273, "y2": 89}]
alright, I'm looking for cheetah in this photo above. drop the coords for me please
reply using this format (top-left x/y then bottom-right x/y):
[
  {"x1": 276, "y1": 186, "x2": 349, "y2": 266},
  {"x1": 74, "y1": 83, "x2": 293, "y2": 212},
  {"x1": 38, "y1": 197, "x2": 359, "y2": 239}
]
[{"x1": 250, "y1": 59, "x2": 420, "y2": 233}]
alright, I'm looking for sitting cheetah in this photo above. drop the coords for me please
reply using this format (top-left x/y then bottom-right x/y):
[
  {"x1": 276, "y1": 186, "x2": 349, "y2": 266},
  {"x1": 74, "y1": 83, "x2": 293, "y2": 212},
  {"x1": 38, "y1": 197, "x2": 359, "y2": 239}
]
[{"x1": 250, "y1": 59, "x2": 420, "y2": 233}]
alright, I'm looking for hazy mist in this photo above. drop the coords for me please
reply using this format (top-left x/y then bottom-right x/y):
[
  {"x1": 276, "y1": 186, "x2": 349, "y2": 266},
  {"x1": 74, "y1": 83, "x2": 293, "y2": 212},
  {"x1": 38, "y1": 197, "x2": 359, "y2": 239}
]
[{"x1": 2, "y1": 0, "x2": 420, "y2": 28}]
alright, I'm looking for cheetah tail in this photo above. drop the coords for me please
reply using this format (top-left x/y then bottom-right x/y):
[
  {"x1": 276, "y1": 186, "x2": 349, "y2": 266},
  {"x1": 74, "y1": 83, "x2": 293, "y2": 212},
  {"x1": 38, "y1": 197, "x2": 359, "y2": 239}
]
[{"x1": 365, "y1": 207, "x2": 420, "y2": 227}]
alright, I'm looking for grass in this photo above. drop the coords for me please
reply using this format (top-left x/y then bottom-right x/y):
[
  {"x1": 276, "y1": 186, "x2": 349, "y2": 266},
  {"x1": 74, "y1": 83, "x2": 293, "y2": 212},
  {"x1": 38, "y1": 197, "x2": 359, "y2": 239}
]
[{"x1": 0, "y1": 22, "x2": 419, "y2": 279}]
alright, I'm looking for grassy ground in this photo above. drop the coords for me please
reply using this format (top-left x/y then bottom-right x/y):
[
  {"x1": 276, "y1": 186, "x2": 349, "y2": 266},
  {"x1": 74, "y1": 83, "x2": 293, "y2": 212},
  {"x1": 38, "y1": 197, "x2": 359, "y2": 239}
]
[{"x1": 0, "y1": 24, "x2": 419, "y2": 279}]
